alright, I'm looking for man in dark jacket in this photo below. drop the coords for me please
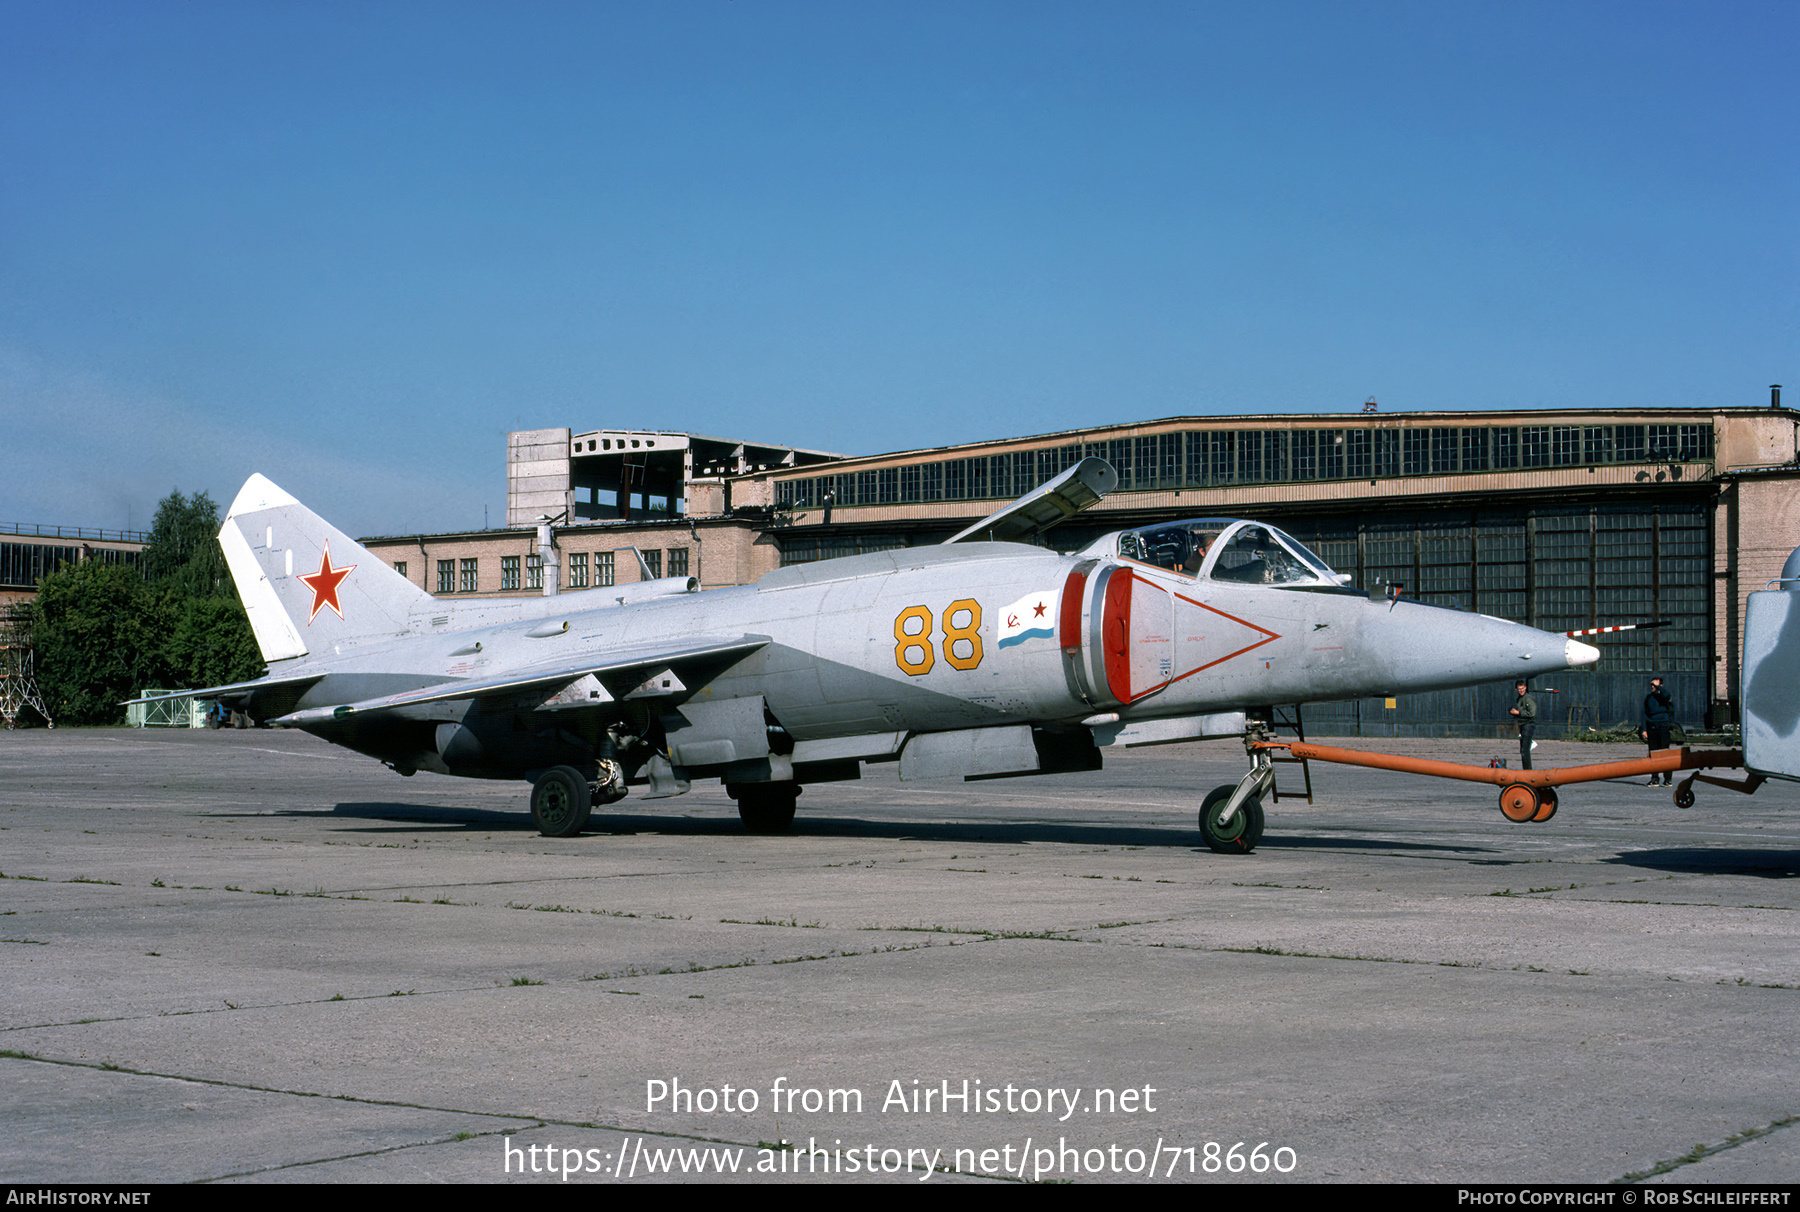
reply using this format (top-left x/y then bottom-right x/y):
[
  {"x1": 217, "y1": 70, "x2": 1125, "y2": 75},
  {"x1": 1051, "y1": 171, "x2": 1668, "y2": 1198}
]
[
  {"x1": 1641, "y1": 676, "x2": 1675, "y2": 786},
  {"x1": 1510, "y1": 680, "x2": 1537, "y2": 770}
]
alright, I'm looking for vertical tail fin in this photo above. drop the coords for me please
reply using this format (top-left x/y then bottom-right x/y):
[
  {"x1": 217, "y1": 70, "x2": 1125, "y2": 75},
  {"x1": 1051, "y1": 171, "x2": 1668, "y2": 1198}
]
[{"x1": 219, "y1": 474, "x2": 432, "y2": 662}]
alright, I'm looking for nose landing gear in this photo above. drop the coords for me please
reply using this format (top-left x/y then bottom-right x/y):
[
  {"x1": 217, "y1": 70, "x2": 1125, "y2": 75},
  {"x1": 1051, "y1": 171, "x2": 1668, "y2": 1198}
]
[
  {"x1": 1201, "y1": 752, "x2": 1273, "y2": 854},
  {"x1": 1200, "y1": 784, "x2": 1265, "y2": 853}
]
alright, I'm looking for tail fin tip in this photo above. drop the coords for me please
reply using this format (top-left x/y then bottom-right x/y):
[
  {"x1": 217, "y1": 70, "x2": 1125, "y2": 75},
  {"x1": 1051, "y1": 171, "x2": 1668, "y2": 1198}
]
[{"x1": 228, "y1": 474, "x2": 299, "y2": 518}]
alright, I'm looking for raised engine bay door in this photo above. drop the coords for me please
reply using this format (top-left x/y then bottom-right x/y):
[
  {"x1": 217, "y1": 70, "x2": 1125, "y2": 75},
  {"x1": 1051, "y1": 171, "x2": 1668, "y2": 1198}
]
[{"x1": 1099, "y1": 567, "x2": 1174, "y2": 704}]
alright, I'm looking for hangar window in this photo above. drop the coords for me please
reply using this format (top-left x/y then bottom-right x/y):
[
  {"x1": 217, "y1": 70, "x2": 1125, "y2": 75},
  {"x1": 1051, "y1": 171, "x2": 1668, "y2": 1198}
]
[
  {"x1": 1319, "y1": 429, "x2": 1344, "y2": 479},
  {"x1": 1552, "y1": 427, "x2": 1581, "y2": 466},
  {"x1": 393, "y1": 561, "x2": 407, "y2": 580},
  {"x1": 1492, "y1": 428, "x2": 1519, "y2": 468},
  {"x1": 1106, "y1": 440, "x2": 1133, "y2": 489},
  {"x1": 526, "y1": 554, "x2": 542, "y2": 590},
  {"x1": 1159, "y1": 434, "x2": 1182, "y2": 487},
  {"x1": 1461, "y1": 429, "x2": 1489, "y2": 472},
  {"x1": 1290, "y1": 430, "x2": 1314, "y2": 480},
  {"x1": 460, "y1": 559, "x2": 479, "y2": 594},
  {"x1": 437, "y1": 560, "x2": 454, "y2": 594},
  {"x1": 986, "y1": 456, "x2": 1009, "y2": 500},
  {"x1": 1373, "y1": 429, "x2": 1401, "y2": 478},
  {"x1": 502, "y1": 556, "x2": 520, "y2": 591},
  {"x1": 1184, "y1": 433, "x2": 1208, "y2": 486},
  {"x1": 1244, "y1": 430, "x2": 1269, "y2": 481},
  {"x1": 979, "y1": 457, "x2": 1000, "y2": 498},
  {"x1": 668, "y1": 548, "x2": 689, "y2": 578},
  {"x1": 1584, "y1": 426, "x2": 1612, "y2": 464},
  {"x1": 1521, "y1": 427, "x2": 1551, "y2": 468},
  {"x1": 642, "y1": 550, "x2": 662, "y2": 579},
  {"x1": 569, "y1": 552, "x2": 588, "y2": 588},
  {"x1": 1430, "y1": 428, "x2": 1458, "y2": 474},
  {"x1": 1208, "y1": 431, "x2": 1235, "y2": 484},
  {"x1": 1403, "y1": 429, "x2": 1427, "y2": 476},
  {"x1": 596, "y1": 552, "x2": 614, "y2": 587},
  {"x1": 1135, "y1": 436, "x2": 1159, "y2": 489}
]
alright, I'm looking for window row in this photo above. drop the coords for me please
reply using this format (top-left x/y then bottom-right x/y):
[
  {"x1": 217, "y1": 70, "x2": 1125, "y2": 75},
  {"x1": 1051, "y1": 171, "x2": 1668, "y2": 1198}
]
[
  {"x1": 421, "y1": 548, "x2": 690, "y2": 593},
  {"x1": 775, "y1": 424, "x2": 1716, "y2": 508},
  {"x1": 0, "y1": 542, "x2": 142, "y2": 588}
]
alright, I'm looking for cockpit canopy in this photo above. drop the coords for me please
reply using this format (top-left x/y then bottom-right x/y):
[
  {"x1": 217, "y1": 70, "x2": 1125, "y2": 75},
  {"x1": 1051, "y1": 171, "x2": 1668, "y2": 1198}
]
[{"x1": 1111, "y1": 518, "x2": 1349, "y2": 587}]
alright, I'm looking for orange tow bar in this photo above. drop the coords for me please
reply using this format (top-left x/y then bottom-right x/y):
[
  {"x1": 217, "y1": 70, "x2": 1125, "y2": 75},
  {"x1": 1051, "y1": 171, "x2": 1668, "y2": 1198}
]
[{"x1": 1250, "y1": 742, "x2": 1754, "y2": 823}]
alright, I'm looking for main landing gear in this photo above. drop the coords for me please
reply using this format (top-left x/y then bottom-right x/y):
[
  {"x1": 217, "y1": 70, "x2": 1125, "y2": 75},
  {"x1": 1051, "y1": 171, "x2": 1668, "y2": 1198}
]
[
  {"x1": 529, "y1": 758, "x2": 628, "y2": 837},
  {"x1": 728, "y1": 782, "x2": 799, "y2": 835},
  {"x1": 530, "y1": 766, "x2": 591, "y2": 837}
]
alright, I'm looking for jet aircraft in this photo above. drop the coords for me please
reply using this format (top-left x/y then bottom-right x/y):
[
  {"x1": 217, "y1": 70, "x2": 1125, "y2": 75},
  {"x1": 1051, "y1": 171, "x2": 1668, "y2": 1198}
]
[{"x1": 151, "y1": 461, "x2": 1599, "y2": 853}]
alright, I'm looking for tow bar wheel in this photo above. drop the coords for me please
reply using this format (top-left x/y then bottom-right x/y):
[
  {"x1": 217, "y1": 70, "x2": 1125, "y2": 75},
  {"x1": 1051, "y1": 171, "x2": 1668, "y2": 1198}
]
[{"x1": 1498, "y1": 783, "x2": 1540, "y2": 823}]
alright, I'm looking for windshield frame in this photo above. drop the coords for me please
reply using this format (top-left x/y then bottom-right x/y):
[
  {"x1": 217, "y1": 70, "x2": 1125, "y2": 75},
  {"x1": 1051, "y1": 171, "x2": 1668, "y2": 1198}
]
[{"x1": 1111, "y1": 518, "x2": 1348, "y2": 588}]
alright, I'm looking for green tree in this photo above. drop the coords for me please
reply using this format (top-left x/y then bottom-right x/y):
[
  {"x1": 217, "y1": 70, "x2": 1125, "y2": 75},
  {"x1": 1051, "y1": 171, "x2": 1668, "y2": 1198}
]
[
  {"x1": 142, "y1": 490, "x2": 231, "y2": 598},
  {"x1": 140, "y1": 488, "x2": 263, "y2": 688},
  {"x1": 28, "y1": 489, "x2": 265, "y2": 724},
  {"x1": 30, "y1": 561, "x2": 172, "y2": 724},
  {"x1": 165, "y1": 595, "x2": 263, "y2": 688}
]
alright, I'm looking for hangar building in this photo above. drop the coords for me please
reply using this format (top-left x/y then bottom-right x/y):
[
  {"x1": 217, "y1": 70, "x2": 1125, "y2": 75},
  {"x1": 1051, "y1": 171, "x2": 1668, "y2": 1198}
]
[{"x1": 360, "y1": 393, "x2": 1798, "y2": 736}]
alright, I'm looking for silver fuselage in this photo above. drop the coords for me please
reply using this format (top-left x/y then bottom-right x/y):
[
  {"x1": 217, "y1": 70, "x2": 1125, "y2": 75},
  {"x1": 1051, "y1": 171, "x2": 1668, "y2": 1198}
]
[{"x1": 268, "y1": 541, "x2": 1587, "y2": 780}]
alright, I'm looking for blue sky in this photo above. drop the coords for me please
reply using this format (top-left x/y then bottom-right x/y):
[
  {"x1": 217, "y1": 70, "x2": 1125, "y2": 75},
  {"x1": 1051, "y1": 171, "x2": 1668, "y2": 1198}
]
[{"x1": 2, "y1": 0, "x2": 1794, "y2": 536}]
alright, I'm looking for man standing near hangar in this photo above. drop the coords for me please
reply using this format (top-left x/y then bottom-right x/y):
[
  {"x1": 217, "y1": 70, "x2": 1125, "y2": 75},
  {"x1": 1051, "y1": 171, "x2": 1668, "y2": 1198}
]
[
  {"x1": 1641, "y1": 675, "x2": 1676, "y2": 786},
  {"x1": 1510, "y1": 680, "x2": 1538, "y2": 770}
]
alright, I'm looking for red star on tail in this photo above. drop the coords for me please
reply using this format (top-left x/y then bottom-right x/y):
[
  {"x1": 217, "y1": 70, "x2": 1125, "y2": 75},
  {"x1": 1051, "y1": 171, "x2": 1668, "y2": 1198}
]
[{"x1": 297, "y1": 542, "x2": 355, "y2": 623}]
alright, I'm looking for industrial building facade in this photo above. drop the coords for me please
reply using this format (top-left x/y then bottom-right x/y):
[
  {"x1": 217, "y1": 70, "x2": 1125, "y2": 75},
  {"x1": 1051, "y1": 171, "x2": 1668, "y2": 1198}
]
[
  {"x1": 1, "y1": 526, "x2": 146, "y2": 608},
  {"x1": 361, "y1": 398, "x2": 1799, "y2": 736}
]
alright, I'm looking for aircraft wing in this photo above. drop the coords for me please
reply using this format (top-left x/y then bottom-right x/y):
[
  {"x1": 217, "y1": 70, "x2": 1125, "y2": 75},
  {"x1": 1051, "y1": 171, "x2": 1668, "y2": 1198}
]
[
  {"x1": 122, "y1": 672, "x2": 324, "y2": 707},
  {"x1": 268, "y1": 634, "x2": 769, "y2": 726}
]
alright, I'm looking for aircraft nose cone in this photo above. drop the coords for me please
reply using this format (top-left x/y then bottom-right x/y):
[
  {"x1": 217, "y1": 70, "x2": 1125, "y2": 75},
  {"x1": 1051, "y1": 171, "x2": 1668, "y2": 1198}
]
[
  {"x1": 1565, "y1": 638, "x2": 1601, "y2": 667},
  {"x1": 1366, "y1": 603, "x2": 1608, "y2": 694}
]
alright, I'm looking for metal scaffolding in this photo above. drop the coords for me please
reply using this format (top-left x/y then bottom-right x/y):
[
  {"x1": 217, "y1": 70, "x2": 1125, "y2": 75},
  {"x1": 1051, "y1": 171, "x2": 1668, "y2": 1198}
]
[{"x1": 0, "y1": 602, "x2": 52, "y2": 728}]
